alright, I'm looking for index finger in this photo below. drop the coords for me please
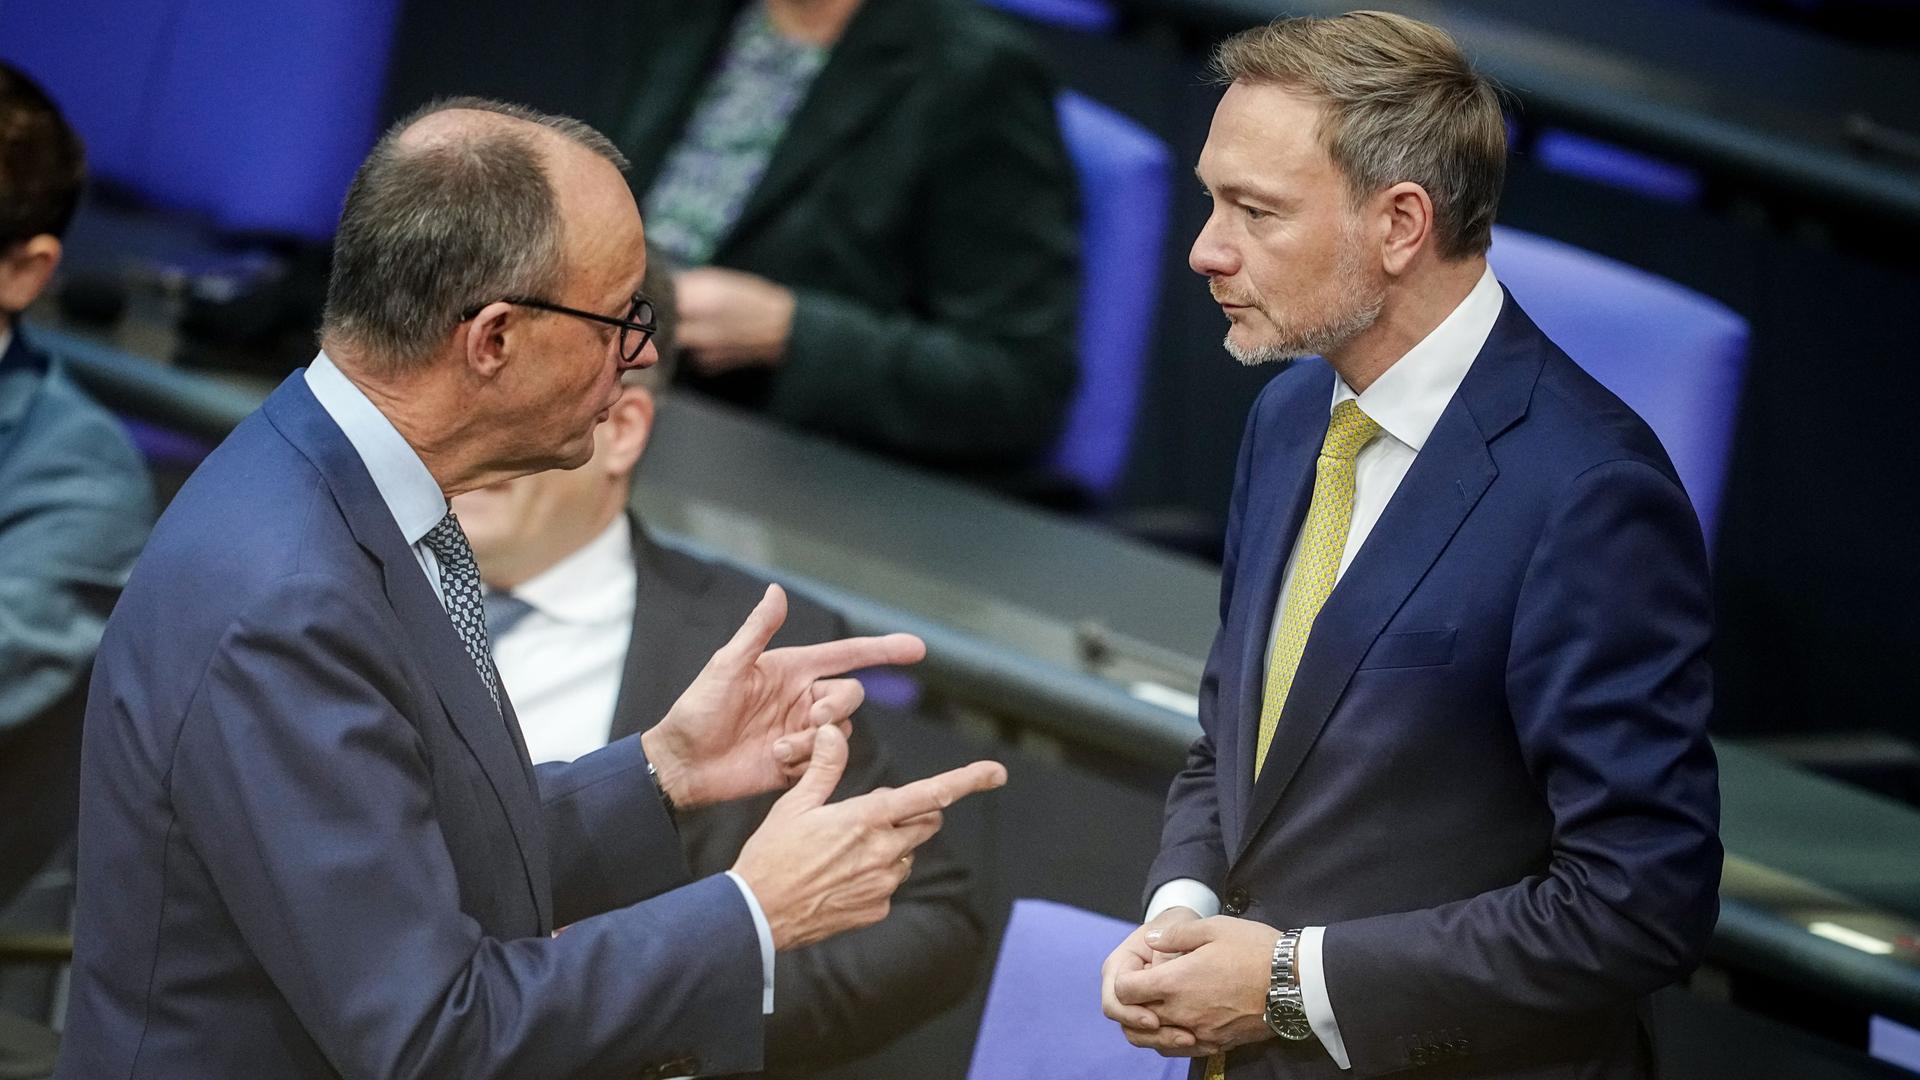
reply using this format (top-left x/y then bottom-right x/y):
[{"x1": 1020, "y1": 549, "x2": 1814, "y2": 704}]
[
  {"x1": 771, "y1": 633, "x2": 927, "y2": 681},
  {"x1": 876, "y1": 760, "x2": 1007, "y2": 825}
]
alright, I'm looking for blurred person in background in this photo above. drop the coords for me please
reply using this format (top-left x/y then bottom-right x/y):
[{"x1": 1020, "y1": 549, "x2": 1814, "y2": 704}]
[
  {"x1": 609, "y1": 0, "x2": 1081, "y2": 470},
  {"x1": 0, "y1": 61, "x2": 151, "y2": 903},
  {"x1": 454, "y1": 254, "x2": 984, "y2": 1076}
]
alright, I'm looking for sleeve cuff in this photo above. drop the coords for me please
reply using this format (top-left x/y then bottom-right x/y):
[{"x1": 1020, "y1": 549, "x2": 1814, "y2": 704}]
[
  {"x1": 724, "y1": 870, "x2": 777, "y2": 1015},
  {"x1": 1144, "y1": 879, "x2": 1220, "y2": 922},
  {"x1": 1299, "y1": 926, "x2": 1351, "y2": 1069}
]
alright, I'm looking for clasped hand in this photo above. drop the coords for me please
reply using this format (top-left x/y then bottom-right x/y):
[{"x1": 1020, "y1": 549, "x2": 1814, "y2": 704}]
[{"x1": 1101, "y1": 910, "x2": 1285, "y2": 1056}]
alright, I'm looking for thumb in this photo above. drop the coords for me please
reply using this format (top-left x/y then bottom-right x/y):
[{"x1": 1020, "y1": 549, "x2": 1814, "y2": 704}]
[
  {"x1": 772, "y1": 723, "x2": 848, "y2": 815},
  {"x1": 715, "y1": 584, "x2": 788, "y2": 669},
  {"x1": 1144, "y1": 916, "x2": 1215, "y2": 955}
]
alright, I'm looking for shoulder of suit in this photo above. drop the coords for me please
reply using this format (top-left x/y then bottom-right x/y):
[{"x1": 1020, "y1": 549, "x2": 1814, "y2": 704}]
[
  {"x1": 133, "y1": 415, "x2": 357, "y2": 610},
  {"x1": 1520, "y1": 350, "x2": 1681, "y2": 484},
  {"x1": 914, "y1": 0, "x2": 1056, "y2": 93},
  {"x1": 19, "y1": 362, "x2": 150, "y2": 481}
]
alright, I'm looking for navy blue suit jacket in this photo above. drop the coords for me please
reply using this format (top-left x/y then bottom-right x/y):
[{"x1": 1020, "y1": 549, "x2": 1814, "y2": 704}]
[
  {"x1": 1148, "y1": 295, "x2": 1721, "y2": 1079},
  {"x1": 59, "y1": 374, "x2": 763, "y2": 1079}
]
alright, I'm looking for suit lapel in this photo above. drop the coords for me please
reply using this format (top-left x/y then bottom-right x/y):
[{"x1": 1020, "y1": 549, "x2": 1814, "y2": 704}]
[
  {"x1": 609, "y1": 515, "x2": 716, "y2": 743},
  {"x1": 263, "y1": 375, "x2": 553, "y2": 931},
  {"x1": 1234, "y1": 298, "x2": 1542, "y2": 862},
  {"x1": 613, "y1": 2, "x2": 738, "y2": 191},
  {"x1": 715, "y1": 0, "x2": 919, "y2": 255}
]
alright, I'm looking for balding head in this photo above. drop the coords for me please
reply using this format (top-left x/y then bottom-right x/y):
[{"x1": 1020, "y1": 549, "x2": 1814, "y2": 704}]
[{"x1": 319, "y1": 97, "x2": 630, "y2": 375}]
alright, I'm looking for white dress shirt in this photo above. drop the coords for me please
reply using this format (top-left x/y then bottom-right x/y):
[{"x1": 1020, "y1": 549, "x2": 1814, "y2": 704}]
[
  {"x1": 1147, "y1": 267, "x2": 1505, "y2": 1069},
  {"x1": 488, "y1": 515, "x2": 637, "y2": 766},
  {"x1": 304, "y1": 354, "x2": 776, "y2": 1014}
]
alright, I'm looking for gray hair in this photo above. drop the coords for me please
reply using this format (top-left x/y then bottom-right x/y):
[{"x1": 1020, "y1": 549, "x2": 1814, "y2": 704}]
[
  {"x1": 1212, "y1": 11, "x2": 1506, "y2": 259},
  {"x1": 320, "y1": 96, "x2": 629, "y2": 374}
]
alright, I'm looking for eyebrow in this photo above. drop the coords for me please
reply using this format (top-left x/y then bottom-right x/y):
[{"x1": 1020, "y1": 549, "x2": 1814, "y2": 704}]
[{"x1": 1195, "y1": 167, "x2": 1296, "y2": 209}]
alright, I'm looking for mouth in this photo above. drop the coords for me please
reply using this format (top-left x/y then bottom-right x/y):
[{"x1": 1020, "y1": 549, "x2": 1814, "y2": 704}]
[{"x1": 1210, "y1": 287, "x2": 1253, "y2": 311}]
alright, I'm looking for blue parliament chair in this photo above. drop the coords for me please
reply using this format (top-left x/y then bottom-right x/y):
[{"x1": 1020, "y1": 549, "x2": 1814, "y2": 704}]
[
  {"x1": 1487, "y1": 225, "x2": 1749, "y2": 544},
  {"x1": 1532, "y1": 130, "x2": 1705, "y2": 206},
  {"x1": 979, "y1": 0, "x2": 1120, "y2": 34},
  {"x1": 0, "y1": 0, "x2": 402, "y2": 242},
  {"x1": 1048, "y1": 91, "x2": 1174, "y2": 505},
  {"x1": 967, "y1": 899, "x2": 1187, "y2": 1080}
]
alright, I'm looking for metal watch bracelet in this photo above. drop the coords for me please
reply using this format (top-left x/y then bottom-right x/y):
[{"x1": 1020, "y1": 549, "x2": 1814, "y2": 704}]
[{"x1": 1265, "y1": 929, "x2": 1312, "y2": 1041}]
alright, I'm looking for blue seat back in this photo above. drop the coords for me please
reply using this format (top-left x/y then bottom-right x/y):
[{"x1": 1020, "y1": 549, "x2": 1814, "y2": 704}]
[
  {"x1": 0, "y1": 0, "x2": 402, "y2": 241},
  {"x1": 978, "y1": 0, "x2": 1119, "y2": 33},
  {"x1": 967, "y1": 899, "x2": 1187, "y2": 1080},
  {"x1": 1050, "y1": 91, "x2": 1172, "y2": 502},
  {"x1": 1532, "y1": 130, "x2": 1704, "y2": 205},
  {"x1": 1488, "y1": 225, "x2": 1749, "y2": 543}
]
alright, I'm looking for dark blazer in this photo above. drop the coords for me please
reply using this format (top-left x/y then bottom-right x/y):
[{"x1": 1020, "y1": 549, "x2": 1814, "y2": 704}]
[
  {"x1": 59, "y1": 374, "x2": 763, "y2": 1080},
  {"x1": 1149, "y1": 295, "x2": 1721, "y2": 1079},
  {"x1": 609, "y1": 0, "x2": 1080, "y2": 467},
  {"x1": 0, "y1": 327, "x2": 150, "y2": 902},
  {"x1": 612, "y1": 519, "x2": 983, "y2": 1075}
]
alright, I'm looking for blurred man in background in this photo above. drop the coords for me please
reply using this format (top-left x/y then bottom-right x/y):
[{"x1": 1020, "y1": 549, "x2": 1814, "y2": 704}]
[
  {"x1": 0, "y1": 61, "x2": 151, "y2": 915},
  {"x1": 455, "y1": 258, "x2": 984, "y2": 1076}
]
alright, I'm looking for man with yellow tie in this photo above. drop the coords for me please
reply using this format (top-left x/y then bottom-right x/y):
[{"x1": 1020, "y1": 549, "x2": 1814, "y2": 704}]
[{"x1": 1100, "y1": 13, "x2": 1721, "y2": 1079}]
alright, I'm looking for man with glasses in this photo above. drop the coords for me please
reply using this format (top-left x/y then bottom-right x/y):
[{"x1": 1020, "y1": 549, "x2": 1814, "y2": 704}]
[{"x1": 60, "y1": 98, "x2": 1005, "y2": 1080}]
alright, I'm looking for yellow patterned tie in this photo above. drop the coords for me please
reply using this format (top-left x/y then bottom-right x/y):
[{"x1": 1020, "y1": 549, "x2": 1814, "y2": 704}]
[{"x1": 1204, "y1": 400, "x2": 1380, "y2": 1080}]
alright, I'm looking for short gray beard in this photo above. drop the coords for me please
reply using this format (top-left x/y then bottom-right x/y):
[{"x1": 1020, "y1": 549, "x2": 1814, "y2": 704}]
[{"x1": 1223, "y1": 231, "x2": 1386, "y2": 367}]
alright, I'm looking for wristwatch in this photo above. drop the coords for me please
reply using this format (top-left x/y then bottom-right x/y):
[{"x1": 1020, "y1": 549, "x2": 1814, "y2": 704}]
[{"x1": 1264, "y1": 930, "x2": 1311, "y2": 1041}]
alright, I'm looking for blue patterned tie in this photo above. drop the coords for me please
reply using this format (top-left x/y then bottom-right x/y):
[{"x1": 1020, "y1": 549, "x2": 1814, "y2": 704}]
[
  {"x1": 484, "y1": 590, "x2": 538, "y2": 643},
  {"x1": 421, "y1": 511, "x2": 499, "y2": 711}
]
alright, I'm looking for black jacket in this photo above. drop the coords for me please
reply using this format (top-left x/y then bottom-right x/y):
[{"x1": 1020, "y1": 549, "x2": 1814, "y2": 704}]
[
  {"x1": 614, "y1": 517, "x2": 984, "y2": 1074},
  {"x1": 609, "y1": 0, "x2": 1081, "y2": 467}
]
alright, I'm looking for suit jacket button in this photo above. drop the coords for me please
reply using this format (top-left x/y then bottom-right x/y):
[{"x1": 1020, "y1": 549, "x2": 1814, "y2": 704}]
[{"x1": 1224, "y1": 886, "x2": 1250, "y2": 916}]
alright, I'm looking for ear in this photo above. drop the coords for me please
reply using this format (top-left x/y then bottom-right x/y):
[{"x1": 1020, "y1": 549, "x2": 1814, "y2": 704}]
[
  {"x1": 1378, "y1": 181, "x2": 1436, "y2": 277},
  {"x1": 597, "y1": 384, "x2": 656, "y2": 477},
  {"x1": 0, "y1": 235, "x2": 62, "y2": 313},
  {"x1": 461, "y1": 300, "x2": 516, "y2": 380}
]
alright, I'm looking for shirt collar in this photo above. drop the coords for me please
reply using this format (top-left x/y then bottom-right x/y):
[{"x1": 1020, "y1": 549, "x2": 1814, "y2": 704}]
[
  {"x1": 505, "y1": 513, "x2": 637, "y2": 626},
  {"x1": 303, "y1": 352, "x2": 448, "y2": 546},
  {"x1": 0, "y1": 322, "x2": 13, "y2": 368},
  {"x1": 1332, "y1": 265, "x2": 1504, "y2": 453}
]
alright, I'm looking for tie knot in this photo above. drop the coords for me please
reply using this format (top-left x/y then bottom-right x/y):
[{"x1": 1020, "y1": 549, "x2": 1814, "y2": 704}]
[
  {"x1": 1321, "y1": 400, "x2": 1382, "y2": 461},
  {"x1": 422, "y1": 510, "x2": 473, "y2": 562}
]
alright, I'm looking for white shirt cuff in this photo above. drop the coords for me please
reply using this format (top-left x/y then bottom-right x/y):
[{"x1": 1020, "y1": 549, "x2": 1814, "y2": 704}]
[
  {"x1": 1144, "y1": 878, "x2": 1221, "y2": 921},
  {"x1": 723, "y1": 870, "x2": 776, "y2": 1014},
  {"x1": 1299, "y1": 926, "x2": 1350, "y2": 1069}
]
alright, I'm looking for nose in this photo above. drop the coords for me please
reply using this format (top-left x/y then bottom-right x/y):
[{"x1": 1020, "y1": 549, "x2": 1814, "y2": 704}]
[
  {"x1": 1189, "y1": 212, "x2": 1238, "y2": 279},
  {"x1": 618, "y1": 336, "x2": 660, "y2": 373}
]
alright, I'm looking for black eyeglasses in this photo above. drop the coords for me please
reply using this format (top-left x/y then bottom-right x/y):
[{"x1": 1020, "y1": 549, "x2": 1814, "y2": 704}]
[{"x1": 461, "y1": 292, "x2": 658, "y2": 365}]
